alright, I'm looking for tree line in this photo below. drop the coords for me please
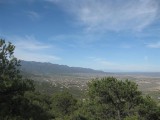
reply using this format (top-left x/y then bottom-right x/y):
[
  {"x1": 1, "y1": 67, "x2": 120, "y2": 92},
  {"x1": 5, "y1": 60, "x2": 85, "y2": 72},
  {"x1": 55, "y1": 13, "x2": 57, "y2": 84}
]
[{"x1": 0, "y1": 39, "x2": 160, "y2": 120}]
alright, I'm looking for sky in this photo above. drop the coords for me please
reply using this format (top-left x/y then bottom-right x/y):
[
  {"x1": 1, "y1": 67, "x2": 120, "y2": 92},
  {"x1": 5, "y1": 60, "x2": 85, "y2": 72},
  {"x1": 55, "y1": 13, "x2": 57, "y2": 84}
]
[{"x1": 0, "y1": 0, "x2": 160, "y2": 72}]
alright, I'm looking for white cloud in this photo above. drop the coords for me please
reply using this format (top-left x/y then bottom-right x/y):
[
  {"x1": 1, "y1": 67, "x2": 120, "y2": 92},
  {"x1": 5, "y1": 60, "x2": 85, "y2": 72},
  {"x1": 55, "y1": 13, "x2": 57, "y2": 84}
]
[
  {"x1": 146, "y1": 41, "x2": 160, "y2": 48},
  {"x1": 15, "y1": 50, "x2": 60, "y2": 62},
  {"x1": 27, "y1": 11, "x2": 40, "y2": 20},
  {"x1": 47, "y1": 0, "x2": 159, "y2": 32},
  {"x1": 6, "y1": 35, "x2": 61, "y2": 63},
  {"x1": 13, "y1": 35, "x2": 51, "y2": 51}
]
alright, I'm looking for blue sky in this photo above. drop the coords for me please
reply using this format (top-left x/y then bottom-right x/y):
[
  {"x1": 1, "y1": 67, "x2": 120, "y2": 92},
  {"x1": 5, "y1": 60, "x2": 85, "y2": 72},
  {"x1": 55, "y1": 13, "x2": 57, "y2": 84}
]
[{"x1": 1, "y1": 0, "x2": 160, "y2": 72}]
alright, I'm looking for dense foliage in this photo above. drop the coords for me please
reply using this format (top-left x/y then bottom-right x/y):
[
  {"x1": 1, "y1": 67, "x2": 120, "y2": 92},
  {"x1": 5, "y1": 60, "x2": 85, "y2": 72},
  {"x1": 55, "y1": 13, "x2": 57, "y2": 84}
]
[{"x1": 0, "y1": 39, "x2": 160, "y2": 120}]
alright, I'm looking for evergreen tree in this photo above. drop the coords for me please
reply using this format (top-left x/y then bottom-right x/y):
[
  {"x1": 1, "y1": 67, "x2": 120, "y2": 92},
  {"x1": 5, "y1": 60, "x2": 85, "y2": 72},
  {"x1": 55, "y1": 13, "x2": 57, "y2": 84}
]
[
  {"x1": 0, "y1": 39, "x2": 54, "y2": 119},
  {"x1": 85, "y1": 77, "x2": 142, "y2": 120},
  {"x1": 51, "y1": 91, "x2": 77, "y2": 119},
  {"x1": 0, "y1": 39, "x2": 35, "y2": 119}
]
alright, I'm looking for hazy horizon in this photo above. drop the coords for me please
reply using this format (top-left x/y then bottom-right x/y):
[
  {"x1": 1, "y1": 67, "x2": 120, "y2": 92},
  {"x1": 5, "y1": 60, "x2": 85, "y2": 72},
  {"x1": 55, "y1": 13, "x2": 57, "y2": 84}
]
[{"x1": 1, "y1": 0, "x2": 160, "y2": 72}]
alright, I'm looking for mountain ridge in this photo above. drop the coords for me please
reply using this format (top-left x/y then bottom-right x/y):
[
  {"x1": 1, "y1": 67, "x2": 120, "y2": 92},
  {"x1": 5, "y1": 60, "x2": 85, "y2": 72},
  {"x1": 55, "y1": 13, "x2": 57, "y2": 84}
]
[{"x1": 20, "y1": 60, "x2": 105, "y2": 75}]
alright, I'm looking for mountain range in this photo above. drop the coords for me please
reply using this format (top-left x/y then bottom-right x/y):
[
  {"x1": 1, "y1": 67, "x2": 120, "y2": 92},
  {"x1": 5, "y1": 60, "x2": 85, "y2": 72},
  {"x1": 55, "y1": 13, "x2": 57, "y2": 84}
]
[{"x1": 20, "y1": 60, "x2": 105, "y2": 75}]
